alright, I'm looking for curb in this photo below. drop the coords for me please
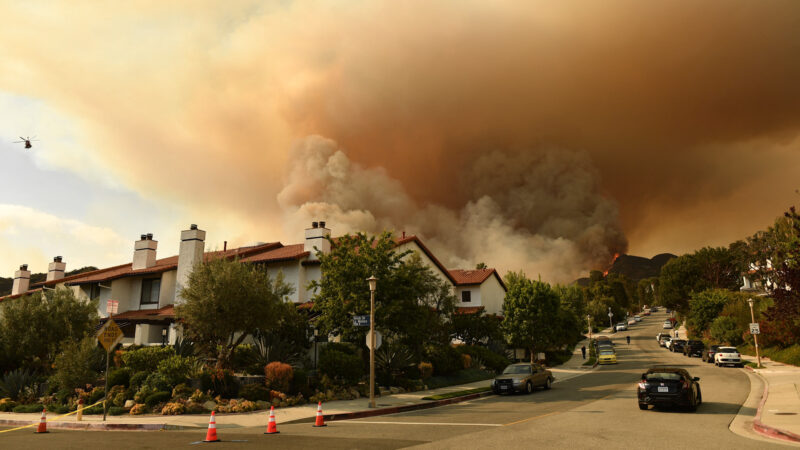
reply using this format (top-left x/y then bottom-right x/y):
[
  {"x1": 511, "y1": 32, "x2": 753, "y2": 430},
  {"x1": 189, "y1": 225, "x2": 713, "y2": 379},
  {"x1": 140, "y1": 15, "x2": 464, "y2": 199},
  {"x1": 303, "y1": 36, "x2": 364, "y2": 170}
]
[
  {"x1": 745, "y1": 366, "x2": 800, "y2": 444},
  {"x1": 0, "y1": 419, "x2": 187, "y2": 431},
  {"x1": 285, "y1": 390, "x2": 495, "y2": 424}
]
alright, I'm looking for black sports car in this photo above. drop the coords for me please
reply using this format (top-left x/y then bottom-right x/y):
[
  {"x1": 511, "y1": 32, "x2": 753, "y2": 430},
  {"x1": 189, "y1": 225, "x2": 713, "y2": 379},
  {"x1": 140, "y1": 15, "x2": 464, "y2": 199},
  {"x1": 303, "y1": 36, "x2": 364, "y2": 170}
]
[
  {"x1": 670, "y1": 339, "x2": 687, "y2": 353},
  {"x1": 637, "y1": 367, "x2": 702, "y2": 411}
]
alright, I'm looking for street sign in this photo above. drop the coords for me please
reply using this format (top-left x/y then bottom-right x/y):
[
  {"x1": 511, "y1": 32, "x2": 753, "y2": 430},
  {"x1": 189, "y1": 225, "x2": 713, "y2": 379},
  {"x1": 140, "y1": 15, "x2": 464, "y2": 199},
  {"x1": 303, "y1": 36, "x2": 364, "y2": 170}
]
[
  {"x1": 97, "y1": 319, "x2": 124, "y2": 352},
  {"x1": 353, "y1": 315, "x2": 370, "y2": 327},
  {"x1": 106, "y1": 300, "x2": 119, "y2": 315},
  {"x1": 750, "y1": 323, "x2": 760, "y2": 335},
  {"x1": 366, "y1": 330, "x2": 383, "y2": 350}
]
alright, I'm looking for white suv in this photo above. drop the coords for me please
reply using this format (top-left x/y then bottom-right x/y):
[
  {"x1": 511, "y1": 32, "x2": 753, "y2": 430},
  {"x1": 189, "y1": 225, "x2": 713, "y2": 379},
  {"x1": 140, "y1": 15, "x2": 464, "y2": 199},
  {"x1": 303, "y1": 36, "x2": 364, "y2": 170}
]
[
  {"x1": 715, "y1": 347, "x2": 743, "y2": 367},
  {"x1": 662, "y1": 320, "x2": 673, "y2": 329}
]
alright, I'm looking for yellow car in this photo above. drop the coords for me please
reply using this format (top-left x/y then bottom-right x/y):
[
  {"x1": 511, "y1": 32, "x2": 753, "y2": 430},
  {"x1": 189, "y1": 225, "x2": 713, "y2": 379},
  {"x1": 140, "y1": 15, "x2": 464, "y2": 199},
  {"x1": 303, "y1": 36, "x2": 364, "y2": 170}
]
[{"x1": 598, "y1": 349, "x2": 618, "y2": 364}]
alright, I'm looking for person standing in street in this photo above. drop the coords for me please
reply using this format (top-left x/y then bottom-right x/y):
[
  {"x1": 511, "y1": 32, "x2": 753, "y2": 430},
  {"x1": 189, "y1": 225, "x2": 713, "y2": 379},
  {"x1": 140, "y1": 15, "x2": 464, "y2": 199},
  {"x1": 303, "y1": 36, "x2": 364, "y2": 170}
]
[
  {"x1": 626, "y1": 335, "x2": 630, "y2": 345},
  {"x1": 581, "y1": 345, "x2": 586, "y2": 359}
]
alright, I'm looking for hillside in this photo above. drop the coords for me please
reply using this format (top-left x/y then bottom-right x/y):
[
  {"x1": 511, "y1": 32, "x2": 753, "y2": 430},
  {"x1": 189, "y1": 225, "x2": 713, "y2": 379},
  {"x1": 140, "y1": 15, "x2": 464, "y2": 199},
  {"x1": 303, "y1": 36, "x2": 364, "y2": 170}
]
[
  {"x1": 0, "y1": 266, "x2": 98, "y2": 297},
  {"x1": 575, "y1": 252, "x2": 677, "y2": 286}
]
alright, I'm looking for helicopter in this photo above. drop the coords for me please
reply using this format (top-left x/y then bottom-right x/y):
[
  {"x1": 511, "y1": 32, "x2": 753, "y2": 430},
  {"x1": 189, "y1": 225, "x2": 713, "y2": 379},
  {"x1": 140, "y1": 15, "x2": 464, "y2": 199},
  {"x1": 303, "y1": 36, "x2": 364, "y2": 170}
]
[{"x1": 13, "y1": 136, "x2": 38, "y2": 149}]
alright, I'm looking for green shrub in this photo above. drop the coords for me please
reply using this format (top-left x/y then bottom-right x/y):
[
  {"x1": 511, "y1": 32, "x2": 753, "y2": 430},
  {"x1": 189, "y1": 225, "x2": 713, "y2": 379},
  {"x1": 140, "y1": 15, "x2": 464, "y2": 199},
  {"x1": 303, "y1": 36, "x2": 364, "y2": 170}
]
[
  {"x1": 319, "y1": 344, "x2": 363, "y2": 385},
  {"x1": 199, "y1": 371, "x2": 240, "y2": 398},
  {"x1": 0, "y1": 399, "x2": 18, "y2": 412},
  {"x1": 49, "y1": 405, "x2": 70, "y2": 414},
  {"x1": 290, "y1": 368, "x2": 310, "y2": 396},
  {"x1": 107, "y1": 367, "x2": 132, "y2": 388},
  {"x1": 121, "y1": 346, "x2": 175, "y2": 373},
  {"x1": 171, "y1": 383, "x2": 193, "y2": 400},
  {"x1": 129, "y1": 371, "x2": 148, "y2": 390},
  {"x1": 425, "y1": 346, "x2": 462, "y2": 376},
  {"x1": 156, "y1": 355, "x2": 194, "y2": 386},
  {"x1": 142, "y1": 372, "x2": 171, "y2": 392},
  {"x1": 239, "y1": 384, "x2": 270, "y2": 402},
  {"x1": 108, "y1": 406, "x2": 128, "y2": 416},
  {"x1": 89, "y1": 387, "x2": 105, "y2": 404},
  {"x1": 455, "y1": 345, "x2": 510, "y2": 373},
  {"x1": 710, "y1": 316, "x2": 743, "y2": 346},
  {"x1": 54, "y1": 388, "x2": 72, "y2": 404},
  {"x1": 145, "y1": 391, "x2": 171, "y2": 407},
  {"x1": 113, "y1": 392, "x2": 127, "y2": 407},
  {"x1": 12, "y1": 403, "x2": 44, "y2": 413},
  {"x1": 51, "y1": 337, "x2": 104, "y2": 392},
  {"x1": 134, "y1": 385, "x2": 157, "y2": 404},
  {"x1": 83, "y1": 404, "x2": 105, "y2": 415}
]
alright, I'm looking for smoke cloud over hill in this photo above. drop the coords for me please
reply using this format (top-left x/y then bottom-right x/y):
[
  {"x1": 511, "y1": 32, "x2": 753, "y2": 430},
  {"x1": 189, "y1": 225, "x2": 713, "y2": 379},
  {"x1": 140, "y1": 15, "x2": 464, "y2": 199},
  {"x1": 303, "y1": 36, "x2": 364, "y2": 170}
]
[{"x1": 278, "y1": 136, "x2": 626, "y2": 282}]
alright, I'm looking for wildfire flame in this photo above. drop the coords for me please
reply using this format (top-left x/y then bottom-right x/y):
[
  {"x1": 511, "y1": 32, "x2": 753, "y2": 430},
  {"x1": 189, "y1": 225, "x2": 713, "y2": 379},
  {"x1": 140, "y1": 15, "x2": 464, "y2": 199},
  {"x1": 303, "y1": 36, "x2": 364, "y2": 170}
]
[{"x1": 602, "y1": 253, "x2": 620, "y2": 276}]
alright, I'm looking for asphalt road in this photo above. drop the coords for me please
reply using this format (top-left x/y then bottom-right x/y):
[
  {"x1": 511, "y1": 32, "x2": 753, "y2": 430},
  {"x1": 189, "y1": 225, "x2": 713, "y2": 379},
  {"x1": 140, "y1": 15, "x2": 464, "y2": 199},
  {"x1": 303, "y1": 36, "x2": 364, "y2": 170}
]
[{"x1": 0, "y1": 312, "x2": 787, "y2": 449}]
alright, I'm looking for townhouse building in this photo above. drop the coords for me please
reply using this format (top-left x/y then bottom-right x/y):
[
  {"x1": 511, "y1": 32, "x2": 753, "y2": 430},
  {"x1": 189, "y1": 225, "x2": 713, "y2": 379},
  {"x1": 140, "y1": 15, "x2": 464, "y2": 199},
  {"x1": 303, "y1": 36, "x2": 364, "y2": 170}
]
[{"x1": 2, "y1": 222, "x2": 506, "y2": 346}]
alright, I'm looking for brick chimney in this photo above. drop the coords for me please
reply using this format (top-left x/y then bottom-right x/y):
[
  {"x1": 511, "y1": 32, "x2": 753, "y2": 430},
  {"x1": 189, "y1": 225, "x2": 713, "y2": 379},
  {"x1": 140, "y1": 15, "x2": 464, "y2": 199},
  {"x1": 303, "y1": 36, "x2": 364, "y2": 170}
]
[
  {"x1": 132, "y1": 233, "x2": 158, "y2": 270},
  {"x1": 47, "y1": 256, "x2": 66, "y2": 282},
  {"x1": 175, "y1": 224, "x2": 205, "y2": 304},
  {"x1": 12, "y1": 264, "x2": 31, "y2": 295},
  {"x1": 304, "y1": 220, "x2": 331, "y2": 261}
]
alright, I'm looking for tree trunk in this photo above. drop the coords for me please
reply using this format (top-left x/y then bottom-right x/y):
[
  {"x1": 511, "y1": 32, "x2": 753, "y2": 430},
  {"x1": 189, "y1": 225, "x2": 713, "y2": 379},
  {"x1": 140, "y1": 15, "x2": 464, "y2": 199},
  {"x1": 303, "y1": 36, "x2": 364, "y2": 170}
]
[{"x1": 530, "y1": 346, "x2": 535, "y2": 364}]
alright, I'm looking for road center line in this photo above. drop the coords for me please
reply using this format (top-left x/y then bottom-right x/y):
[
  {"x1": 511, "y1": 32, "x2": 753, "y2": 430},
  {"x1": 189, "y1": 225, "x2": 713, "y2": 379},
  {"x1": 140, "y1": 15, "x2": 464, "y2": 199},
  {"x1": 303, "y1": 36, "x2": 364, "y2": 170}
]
[
  {"x1": 345, "y1": 421, "x2": 503, "y2": 427},
  {"x1": 504, "y1": 411, "x2": 560, "y2": 426}
]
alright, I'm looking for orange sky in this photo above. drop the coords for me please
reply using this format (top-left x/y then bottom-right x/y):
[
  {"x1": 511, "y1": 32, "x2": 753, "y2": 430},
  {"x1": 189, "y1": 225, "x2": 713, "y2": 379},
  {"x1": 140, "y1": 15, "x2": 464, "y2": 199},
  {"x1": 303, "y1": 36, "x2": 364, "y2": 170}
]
[{"x1": 1, "y1": 1, "x2": 799, "y2": 281}]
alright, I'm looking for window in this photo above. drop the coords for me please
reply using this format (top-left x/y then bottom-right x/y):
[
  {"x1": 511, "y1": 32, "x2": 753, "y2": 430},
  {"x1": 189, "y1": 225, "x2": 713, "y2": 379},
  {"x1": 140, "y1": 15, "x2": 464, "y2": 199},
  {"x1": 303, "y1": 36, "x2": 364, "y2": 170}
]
[
  {"x1": 141, "y1": 278, "x2": 161, "y2": 305},
  {"x1": 461, "y1": 290, "x2": 471, "y2": 303},
  {"x1": 88, "y1": 283, "x2": 101, "y2": 301}
]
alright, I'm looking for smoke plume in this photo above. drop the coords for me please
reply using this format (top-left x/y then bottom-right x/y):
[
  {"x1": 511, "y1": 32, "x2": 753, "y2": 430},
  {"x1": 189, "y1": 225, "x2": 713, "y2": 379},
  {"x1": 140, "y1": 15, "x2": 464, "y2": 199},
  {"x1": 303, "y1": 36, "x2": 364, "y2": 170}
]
[{"x1": 278, "y1": 136, "x2": 626, "y2": 282}]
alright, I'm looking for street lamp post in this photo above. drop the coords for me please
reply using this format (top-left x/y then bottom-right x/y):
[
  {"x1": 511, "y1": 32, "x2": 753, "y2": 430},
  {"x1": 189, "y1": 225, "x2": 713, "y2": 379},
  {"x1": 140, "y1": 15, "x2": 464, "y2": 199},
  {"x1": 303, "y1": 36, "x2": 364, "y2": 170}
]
[
  {"x1": 747, "y1": 298, "x2": 762, "y2": 368},
  {"x1": 587, "y1": 315, "x2": 592, "y2": 340},
  {"x1": 608, "y1": 307, "x2": 614, "y2": 332},
  {"x1": 367, "y1": 275, "x2": 377, "y2": 409}
]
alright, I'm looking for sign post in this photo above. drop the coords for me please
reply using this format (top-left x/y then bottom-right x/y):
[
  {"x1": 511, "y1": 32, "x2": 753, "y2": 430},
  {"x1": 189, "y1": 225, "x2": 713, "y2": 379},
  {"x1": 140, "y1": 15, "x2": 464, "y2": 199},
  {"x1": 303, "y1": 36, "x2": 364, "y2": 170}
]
[
  {"x1": 747, "y1": 298, "x2": 762, "y2": 368},
  {"x1": 97, "y1": 313, "x2": 124, "y2": 421}
]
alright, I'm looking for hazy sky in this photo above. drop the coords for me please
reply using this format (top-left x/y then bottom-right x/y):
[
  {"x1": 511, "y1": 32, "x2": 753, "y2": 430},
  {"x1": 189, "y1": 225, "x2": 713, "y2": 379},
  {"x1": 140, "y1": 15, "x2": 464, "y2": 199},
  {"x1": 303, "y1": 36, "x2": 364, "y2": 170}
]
[{"x1": 1, "y1": 1, "x2": 799, "y2": 282}]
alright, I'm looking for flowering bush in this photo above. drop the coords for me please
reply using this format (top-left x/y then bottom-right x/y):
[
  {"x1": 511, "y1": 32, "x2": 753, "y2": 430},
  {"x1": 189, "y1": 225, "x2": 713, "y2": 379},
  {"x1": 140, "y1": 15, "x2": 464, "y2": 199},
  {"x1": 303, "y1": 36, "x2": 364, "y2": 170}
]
[
  {"x1": 461, "y1": 354, "x2": 472, "y2": 369},
  {"x1": 189, "y1": 389, "x2": 211, "y2": 404},
  {"x1": 269, "y1": 390, "x2": 286, "y2": 401},
  {"x1": 161, "y1": 402, "x2": 186, "y2": 415},
  {"x1": 265, "y1": 362, "x2": 293, "y2": 392},
  {"x1": 129, "y1": 403, "x2": 147, "y2": 415}
]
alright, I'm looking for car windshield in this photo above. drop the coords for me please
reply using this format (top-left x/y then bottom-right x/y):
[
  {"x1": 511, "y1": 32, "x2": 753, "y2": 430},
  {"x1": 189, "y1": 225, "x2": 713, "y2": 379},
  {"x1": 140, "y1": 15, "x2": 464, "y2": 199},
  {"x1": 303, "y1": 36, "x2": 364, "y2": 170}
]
[
  {"x1": 502, "y1": 365, "x2": 531, "y2": 374},
  {"x1": 646, "y1": 372, "x2": 683, "y2": 381},
  {"x1": 600, "y1": 350, "x2": 614, "y2": 355},
  {"x1": 718, "y1": 347, "x2": 737, "y2": 353},
  {"x1": 673, "y1": 340, "x2": 686, "y2": 344}
]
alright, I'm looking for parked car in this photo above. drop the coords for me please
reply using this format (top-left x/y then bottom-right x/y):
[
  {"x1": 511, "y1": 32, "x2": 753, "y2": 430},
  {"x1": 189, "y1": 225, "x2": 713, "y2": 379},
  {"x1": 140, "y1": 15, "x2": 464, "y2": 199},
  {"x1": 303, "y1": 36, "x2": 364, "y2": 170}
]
[
  {"x1": 660, "y1": 336, "x2": 671, "y2": 348},
  {"x1": 598, "y1": 349, "x2": 618, "y2": 365},
  {"x1": 702, "y1": 345, "x2": 721, "y2": 363},
  {"x1": 670, "y1": 339, "x2": 687, "y2": 353},
  {"x1": 714, "y1": 347, "x2": 743, "y2": 367},
  {"x1": 656, "y1": 332, "x2": 664, "y2": 342},
  {"x1": 662, "y1": 320, "x2": 673, "y2": 330},
  {"x1": 644, "y1": 311, "x2": 651, "y2": 316},
  {"x1": 650, "y1": 307, "x2": 658, "y2": 312},
  {"x1": 637, "y1": 367, "x2": 702, "y2": 411},
  {"x1": 683, "y1": 340, "x2": 704, "y2": 357},
  {"x1": 492, "y1": 363, "x2": 554, "y2": 394},
  {"x1": 634, "y1": 315, "x2": 642, "y2": 322},
  {"x1": 616, "y1": 322, "x2": 628, "y2": 331}
]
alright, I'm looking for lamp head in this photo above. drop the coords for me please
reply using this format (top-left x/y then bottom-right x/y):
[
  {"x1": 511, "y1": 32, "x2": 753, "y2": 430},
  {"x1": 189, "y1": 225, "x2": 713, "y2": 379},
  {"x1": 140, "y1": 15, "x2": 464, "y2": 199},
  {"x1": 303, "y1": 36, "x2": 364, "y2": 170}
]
[
  {"x1": 367, "y1": 275, "x2": 377, "y2": 292},
  {"x1": 748, "y1": 298, "x2": 754, "y2": 307}
]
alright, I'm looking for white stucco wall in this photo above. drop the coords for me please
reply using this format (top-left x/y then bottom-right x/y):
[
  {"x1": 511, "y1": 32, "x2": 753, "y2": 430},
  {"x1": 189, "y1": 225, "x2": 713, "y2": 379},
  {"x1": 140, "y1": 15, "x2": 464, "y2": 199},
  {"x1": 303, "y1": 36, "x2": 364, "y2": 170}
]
[
  {"x1": 479, "y1": 275, "x2": 506, "y2": 316},
  {"x1": 455, "y1": 286, "x2": 481, "y2": 307},
  {"x1": 265, "y1": 262, "x2": 303, "y2": 303},
  {"x1": 395, "y1": 241, "x2": 452, "y2": 286},
  {"x1": 158, "y1": 270, "x2": 176, "y2": 308}
]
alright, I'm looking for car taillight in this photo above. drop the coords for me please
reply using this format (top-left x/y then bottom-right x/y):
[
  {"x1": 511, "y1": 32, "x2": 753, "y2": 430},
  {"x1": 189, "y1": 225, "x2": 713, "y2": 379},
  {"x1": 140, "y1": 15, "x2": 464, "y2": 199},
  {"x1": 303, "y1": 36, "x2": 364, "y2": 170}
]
[
  {"x1": 638, "y1": 382, "x2": 648, "y2": 389},
  {"x1": 682, "y1": 380, "x2": 690, "y2": 389}
]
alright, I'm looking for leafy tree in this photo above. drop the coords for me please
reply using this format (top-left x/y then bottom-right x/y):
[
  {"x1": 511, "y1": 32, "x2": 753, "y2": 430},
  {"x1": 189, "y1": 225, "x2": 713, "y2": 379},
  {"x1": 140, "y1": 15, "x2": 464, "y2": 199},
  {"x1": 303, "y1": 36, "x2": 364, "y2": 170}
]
[
  {"x1": 475, "y1": 262, "x2": 488, "y2": 270},
  {"x1": 451, "y1": 309, "x2": 502, "y2": 346},
  {"x1": 310, "y1": 232, "x2": 455, "y2": 360},
  {"x1": 747, "y1": 207, "x2": 800, "y2": 347},
  {"x1": 555, "y1": 284, "x2": 585, "y2": 319},
  {"x1": 710, "y1": 316, "x2": 743, "y2": 346},
  {"x1": 50, "y1": 337, "x2": 105, "y2": 391},
  {"x1": 658, "y1": 255, "x2": 699, "y2": 314},
  {"x1": 176, "y1": 257, "x2": 293, "y2": 370},
  {"x1": 687, "y1": 289, "x2": 729, "y2": 336},
  {"x1": 0, "y1": 288, "x2": 98, "y2": 373},
  {"x1": 249, "y1": 302, "x2": 312, "y2": 369},
  {"x1": 502, "y1": 272, "x2": 560, "y2": 362},
  {"x1": 694, "y1": 247, "x2": 743, "y2": 291}
]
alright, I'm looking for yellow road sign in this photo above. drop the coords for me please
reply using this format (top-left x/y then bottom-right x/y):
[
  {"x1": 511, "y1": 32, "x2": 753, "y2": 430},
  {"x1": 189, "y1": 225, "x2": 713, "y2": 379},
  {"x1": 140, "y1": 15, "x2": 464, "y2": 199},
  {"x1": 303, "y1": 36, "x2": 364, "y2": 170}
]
[{"x1": 97, "y1": 319, "x2": 124, "y2": 352}]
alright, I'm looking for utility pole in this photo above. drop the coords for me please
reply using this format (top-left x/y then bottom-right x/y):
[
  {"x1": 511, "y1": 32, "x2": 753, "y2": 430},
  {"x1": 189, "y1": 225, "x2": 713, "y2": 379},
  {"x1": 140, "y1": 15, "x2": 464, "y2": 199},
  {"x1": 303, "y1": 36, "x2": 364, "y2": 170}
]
[{"x1": 587, "y1": 315, "x2": 592, "y2": 340}]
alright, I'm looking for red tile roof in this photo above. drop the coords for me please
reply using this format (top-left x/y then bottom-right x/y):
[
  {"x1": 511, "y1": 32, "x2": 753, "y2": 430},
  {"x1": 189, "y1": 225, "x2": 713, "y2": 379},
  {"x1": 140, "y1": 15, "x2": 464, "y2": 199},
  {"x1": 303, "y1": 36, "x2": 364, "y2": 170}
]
[
  {"x1": 108, "y1": 305, "x2": 175, "y2": 321},
  {"x1": 60, "y1": 243, "x2": 281, "y2": 286},
  {"x1": 455, "y1": 306, "x2": 485, "y2": 315},
  {"x1": 240, "y1": 244, "x2": 309, "y2": 264},
  {"x1": 449, "y1": 268, "x2": 506, "y2": 290}
]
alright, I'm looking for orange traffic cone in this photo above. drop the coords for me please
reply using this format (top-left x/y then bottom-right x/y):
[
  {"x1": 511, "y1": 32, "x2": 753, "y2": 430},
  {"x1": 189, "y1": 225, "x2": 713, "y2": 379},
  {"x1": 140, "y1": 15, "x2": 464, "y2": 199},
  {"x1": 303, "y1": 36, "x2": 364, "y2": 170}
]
[
  {"x1": 202, "y1": 411, "x2": 220, "y2": 442},
  {"x1": 312, "y1": 401, "x2": 327, "y2": 427},
  {"x1": 264, "y1": 406, "x2": 279, "y2": 434},
  {"x1": 35, "y1": 408, "x2": 48, "y2": 434}
]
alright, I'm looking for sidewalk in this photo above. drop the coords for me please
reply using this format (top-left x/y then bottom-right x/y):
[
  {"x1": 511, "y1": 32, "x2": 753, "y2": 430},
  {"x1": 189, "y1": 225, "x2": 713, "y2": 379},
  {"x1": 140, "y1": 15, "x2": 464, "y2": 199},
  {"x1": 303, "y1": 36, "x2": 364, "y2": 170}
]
[{"x1": 740, "y1": 353, "x2": 800, "y2": 444}]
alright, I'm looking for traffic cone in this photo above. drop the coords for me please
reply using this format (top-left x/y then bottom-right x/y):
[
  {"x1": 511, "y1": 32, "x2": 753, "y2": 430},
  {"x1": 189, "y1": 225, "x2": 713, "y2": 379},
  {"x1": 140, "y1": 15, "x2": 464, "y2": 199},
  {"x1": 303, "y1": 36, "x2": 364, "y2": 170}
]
[
  {"x1": 35, "y1": 408, "x2": 48, "y2": 434},
  {"x1": 202, "y1": 411, "x2": 220, "y2": 442},
  {"x1": 312, "y1": 401, "x2": 327, "y2": 427},
  {"x1": 264, "y1": 406, "x2": 279, "y2": 434}
]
